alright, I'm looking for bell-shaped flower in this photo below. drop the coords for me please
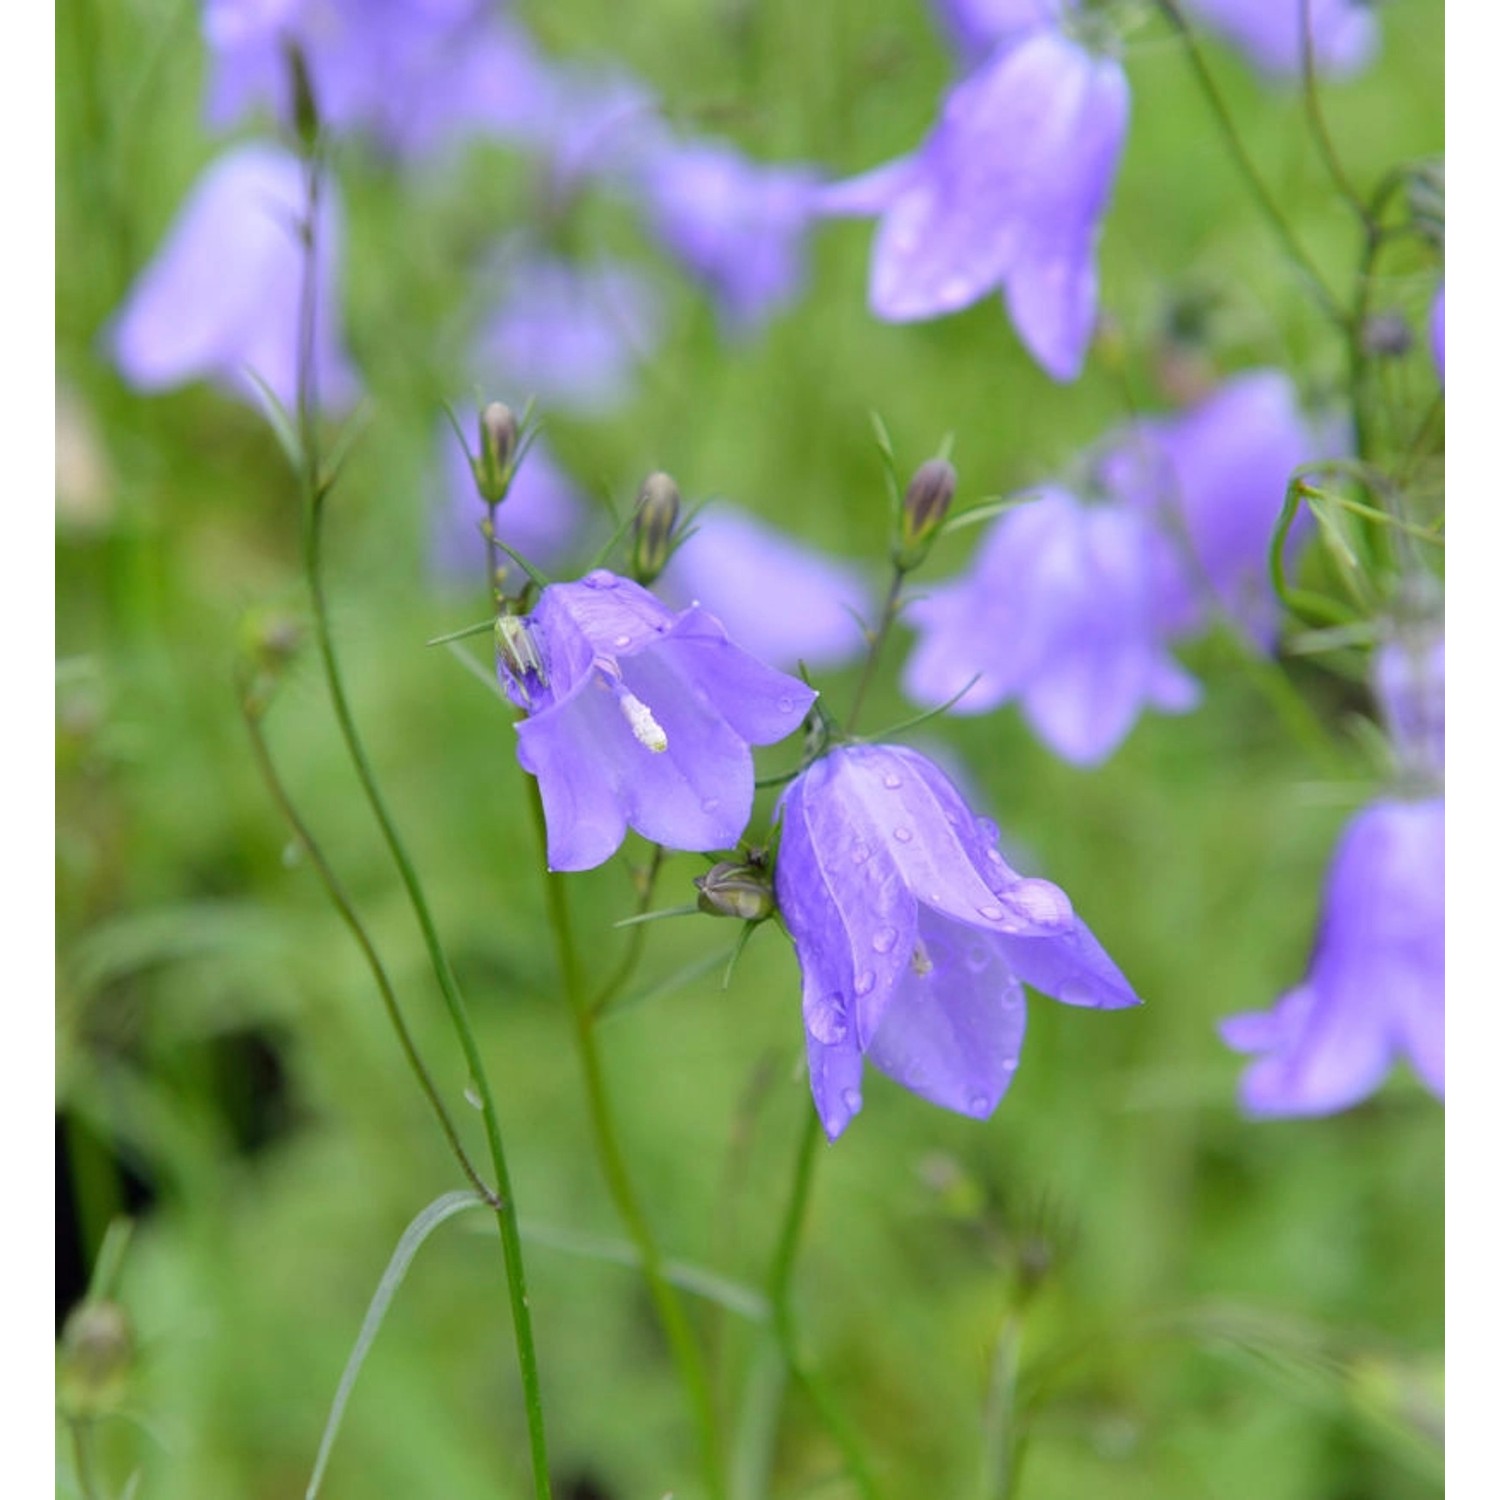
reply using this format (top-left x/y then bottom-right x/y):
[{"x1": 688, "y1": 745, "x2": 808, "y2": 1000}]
[
  {"x1": 501, "y1": 571, "x2": 816, "y2": 872},
  {"x1": 902, "y1": 488, "x2": 1199, "y2": 765},
  {"x1": 429, "y1": 420, "x2": 588, "y2": 592},
  {"x1": 817, "y1": 27, "x2": 1129, "y2": 381},
  {"x1": 1100, "y1": 370, "x2": 1322, "y2": 643},
  {"x1": 634, "y1": 138, "x2": 823, "y2": 334},
  {"x1": 657, "y1": 504, "x2": 873, "y2": 671},
  {"x1": 1220, "y1": 797, "x2": 1444, "y2": 1116},
  {"x1": 476, "y1": 246, "x2": 663, "y2": 416},
  {"x1": 108, "y1": 142, "x2": 358, "y2": 412},
  {"x1": 1179, "y1": 0, "x2": 1379, "y2": 81},
  {"x1": 775, "y1": 742, "x2": 1140, "y2": 1140}
]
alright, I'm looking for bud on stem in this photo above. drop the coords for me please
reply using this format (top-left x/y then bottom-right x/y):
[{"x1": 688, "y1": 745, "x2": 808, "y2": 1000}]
[
  {"x1": 897, "y1": 458, "x2": 957, "y2": 569},
  {"x1": 473, "y1": 402, "x2": 520, "y2": 507},
  {"x1": 694, "y1": 860, "x2": 776, "y2": 922},
  {"x1": 631, "y1": 471, "x2": 682, "y2": 586}
]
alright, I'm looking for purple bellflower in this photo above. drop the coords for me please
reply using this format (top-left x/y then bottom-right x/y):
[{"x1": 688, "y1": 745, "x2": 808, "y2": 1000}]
[
  {"x1": 817, "y1": 26, "x2": 1129, "y2": 381},
  {"x1": 657, "y1": 504, "x2": 874, "y2": 672},
  {"x1": 775, "y1": 742, "x2": 1139, "y2": 1140},
  {"x1": 500, "y1": 571, "x2": 816, "y2": 872},
  {"x1": 1179, "y1": 0, "x2": 1379, "y2": 81},
  {"x1": 202, "y1": 0, "x2": 557, "y2": 157},
  {"x1": 430, "y1": 421, "x2": 587, "y2": 590},
  {"x1": 634, "y1": 138, "x2": 823, "y2": 334},
  {"x1": 902, "y1": 487, "x2": 1199, "y2": 765},
  {"x1": 476, "y1": 246, "x2": 664, "y2": 416},
  {"x1": 1101, "y1": 369, "x2": 1321, "y2": 643},
  {"x1": 1220, "y1": 796, "x2": 1444, "y2": 1115},
  {"x1": 109, "y1": 142, "x2": 357, "y2": 413}
]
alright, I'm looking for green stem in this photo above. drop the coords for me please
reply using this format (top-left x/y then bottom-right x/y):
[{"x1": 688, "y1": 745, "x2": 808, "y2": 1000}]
[
  {"x1": 291, "y1": 145, "x2": 551, "y2": 1499},
  {"x1": 980, "y1": 1314, "x2": 1025, "y2": 1500},
  {"x1": 765, "y1": 1102, "x2": 883, "y2": 1500},
  {"x1": 239, "y1": 691, "x2": 499, "y2": 1207},
  {"x1": 1297, "y1": 0, "x2": 1372, "y2": 233},
  {"x1": 845, "y1": 567, "x2": 906, "y2": 736},
  {"x1": 68, "y1": 1417, "x2": 101, "y2": 1500},
  {"x1": 1153, "y1": 0, "x2": 1348, "y2": 329},
  {"x1": 526, "y1": 783, "x2": 728, "y2": 1500}
]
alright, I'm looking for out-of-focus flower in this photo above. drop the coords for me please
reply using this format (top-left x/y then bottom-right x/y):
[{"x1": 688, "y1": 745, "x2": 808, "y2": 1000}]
[
  {"x1": 1221, "y1": 798, "x2": 1444, "y2": 1115},
  {"x1": 500, "y1": 571, "x2": 815, "y2": 871},
  {"x1": 1430, "y1": 282, "x2": 1445, "y2": 383},
  {"x1": 817, "y1": 28, "x2": 1129, "y2": 381},
  {"x1": 109, "y1": 142, "x2": 357, "y2": 412},
  {"x1": 902, "y1": 488, "x2": 1198, "y2": 765},
  {"x1": 1101, "y1": 369, "x2": 1322, "y2": 642},
  {"x1": 775, "y1": 742, "x2": 1139, "y2": 1140},
  {"x1": 1372, "y1": 630, "x2": 1444, "y2": 787},
  {"x1": 202, "y1": 0, "x2": 558, "y2": 157},
  {"x1": 929, "y1": 0, "x2": 1074, "y2": 67},
  {"x1": 476, "y1": 247, "x2": 663, "y2": 415},
  {"x1": 1180, "y1": 0, "x2": 1379, "y2": 80},
  {"x1": 634, "y1": 138, "x2": 823, "y2": 334},
  {"x1": 658, "y1": 504, "x2": 874, "y2": 672},
  {"x1": 430, "y1": 421, "x2": 587, "y2": 590}
]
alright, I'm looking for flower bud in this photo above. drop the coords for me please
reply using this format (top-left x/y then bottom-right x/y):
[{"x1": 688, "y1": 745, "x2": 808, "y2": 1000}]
[
  {"x1": 57, "y1": 1300, "x2": 134, "y2": 1420},
  {"x1": 495, "y1": 614, "x2": 547, "y2": 701},
  {"x1": 1361, "y1": 312, "x2": 1413, "y2": 359},
  {"x1": 898, "y1": 458, "x2": 957, "y2": 567},
  {"x1": 631, "y1": 471, "x2": 682, "y2": 586},
  {"x1": 474, "y1": 402, "x2": 519, "y2": 506},
  {"x1": 694, "y1": 860, "x2": 776, "y2": 922}
]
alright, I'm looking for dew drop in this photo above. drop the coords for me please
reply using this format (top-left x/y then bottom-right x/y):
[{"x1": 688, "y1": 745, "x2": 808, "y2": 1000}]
[
  {"x1": 281, "y1": 840, "x2": 303, "y2": 869},
  {"x1": 464, "y1": 1084, "x2": 485, "y2": 1111},
  {"x1": 1010, "y1": 878, "x2": 1073, "y2": 926},
  {"x1": 584, "y1": 569, "x2": 617, "y2": 589},
  {"x1": 851, "y1": 842, "x2": 871, "y2": 864},
  {"x1": 871, "y1": 926, "x2": 897, "y2": 954},
  {"x1": 1000, "y1": 984, "x2": 1023, "y2": 1010},
  {"x1": 1059, "y1": 979, "x2": 1100, "y2": 1008},
  {"x1": 892, "y1": 825, "x2": 913, "y2": 843},
  {"x1": 882, "y1": 772, "x2": 903, "y2": 789},
  {"x1": 964, "y1": 944, "x2": 990, "y2": 973},
  {"x1": 808, "y1": 994, "x2": 849, "y2": 1044},
  {"x1": 701, "y1": 796, "x2": 720, "y2": 813},
  {"x1": 841, "y1": 1088, "x2": 863, "y2": 1114},
  {"x1": 1000, "y1": 1058, "x2": 1019, "y2": 1074},
  {"x1": 854, "y1": 971, "x2": 875, "y2": 996},
  {"x1": 978, "y1": 904, "x2": 1006, "y2": 922},
  {"x1": 967, "y1": 1094, "x2": 990, "y2": 1114},
  {"x1": 613, "y1": 633, "x2": 632, "y2": 648},
  {"x1": 777, "y1": 695, "x2": 794, "y2": 713}
]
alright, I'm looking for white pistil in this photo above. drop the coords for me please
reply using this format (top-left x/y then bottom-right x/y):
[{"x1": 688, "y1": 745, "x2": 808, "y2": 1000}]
[{"x1": 619, "y1": 689, "x2": 668, "y2": 753}]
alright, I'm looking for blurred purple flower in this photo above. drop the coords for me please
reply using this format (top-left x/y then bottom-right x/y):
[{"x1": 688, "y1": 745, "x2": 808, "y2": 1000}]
[
  {"x1": 202, "y1": 0, "x2": 557, "y2": 157},
  {"x1": 1221, "y1": 797, "x2": 1444, "y2": 1116},
  {"x1": 775, "y1": 742, "x2": 1139, "y2": 1140},
  {"x1": 902, "y1": 488, "x2": 1199, "y2": 765},
  {"x1": 430, "y1": 420, "x2": 587, "y2": 590},
  {"x1": 1180, "y1": 0, "x2": 1379, "y2": 80},
  {"x1": 1430, "y1": 282, "x2": 1445, "y2": 383},
  {"x1": 929, "y1": 0, "x2": 1074, "y2": 67},
  {"x1": 475, "y1": 247, "x2": 664, "y2": 415},
  {"x1": 502, "y1": 571, "x2": 815, "y2": 871},
  {"x1": 109, "y1": 142, "x2": 357, "y2": 412},
  {"x1": 634, "y1": 139, "x2": 823, "y2": 333},
  {"x1": 817, "y1": 27, "x2": 1129, "y2": 381},
  {"x1": 1372, "y1": 630, "x2": 1444, "y2": 785},
  {"x1": 657, "y1": 505, "x2": 873, "y2": 671},
  {"x1": 1101, "y1": 369, "x2": 1322, "y2": 642}
]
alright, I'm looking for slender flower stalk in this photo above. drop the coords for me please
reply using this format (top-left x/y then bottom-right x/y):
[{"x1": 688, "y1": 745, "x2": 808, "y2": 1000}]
[
  {"x1": 289, "y1": 139, "x2": 552, "y2": 1499},
  {"x1": 525, "y1": 782, "x2": 729, "y2": 1500}
]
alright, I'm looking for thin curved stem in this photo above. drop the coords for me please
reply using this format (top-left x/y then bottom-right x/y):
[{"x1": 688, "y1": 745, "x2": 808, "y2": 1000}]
[
  {"x1": 765, "y1": 1101, "x2": 883, "y2": 1500},
  {"x1": 291, "y1": 142, "x2": 551, "y2": 1499},
  {"x1": 525, "y1": 783, "x2": 728, "y2": 1500},
  {"x1": 845, "y1": 567, "x2": 906, "y2": 736},
  {"x1": 239, "y1": 690, "x2": 498, "y2": 1207},
  {"x1": 1297, "y1": 0, "x2": 1373, "y2": 233},
  {"x1": 1153, "y1": 0, "x2": 1349, "y2": 330}
]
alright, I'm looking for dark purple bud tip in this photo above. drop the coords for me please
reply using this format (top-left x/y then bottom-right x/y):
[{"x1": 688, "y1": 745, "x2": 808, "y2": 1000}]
[
  {"x1": 694, "y1": 860, "x2": 776, "y2": 921},
  {"x1": 58, "y1": 1300, "x2": 135, "y2": 1419},
  {"x1": 899, "y1": 457, "x2": 957, "y2": 566},
  {"x1": 474, "y1": 401, "x2": 520, "y2": 506},
  {"x1": 631, "y1": 470, "x2": 682, "y2": 585}
]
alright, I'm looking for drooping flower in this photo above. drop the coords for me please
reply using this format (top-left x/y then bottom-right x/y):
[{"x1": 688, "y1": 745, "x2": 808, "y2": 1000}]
[
  {"x1": 1220, "y1": 797, "x2": 1444, "y2": 1116},
  {"x1": 500, "y1": 571, "x2": 816, "y2": 871},
  {"x1": 902, "y1": 488, "x2": 1199, "y2": 765},
  {"x1": 1100, "y1": 369, "x2": 1322, "y2": 642},
  {"x1": 109, "y1": 142, "x2": 357, "y2": 412},
  {"x1": 1179, "y1": 0, "x2": 1379, "y2": 81},
  {"x1": 657, "y1": 504, "x2": 874, "y2": 671},
  {"x1": 633, "y1": 138, "x2": 823, "y2": 334},
  {"x1": 817, "y1": 27, "x2": 1129, "y2": 381},
  {"x1": 430, "y1": 420, "x2": 588, "y2": 591},
  {"x1": 775, "y1": 743, "x2": 1140, "y2": 1140},
  {"x1": 475, "y1": 246, "x2": 664, "y2": 415}
]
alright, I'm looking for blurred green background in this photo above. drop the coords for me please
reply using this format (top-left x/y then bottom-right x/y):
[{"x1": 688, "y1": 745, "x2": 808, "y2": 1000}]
[{"x1": 56, "y1": 2, "x2": 1443, "y2": 1497}]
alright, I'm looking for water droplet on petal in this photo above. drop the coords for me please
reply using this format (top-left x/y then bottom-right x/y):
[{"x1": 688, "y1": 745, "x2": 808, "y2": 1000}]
[
  {"x1": 777, "y1": 695, "x2": 794, "y2": 713},
  {"x1": 1000, "y1": 985, "x2": 1023, "y2": 1010},
  {"x1": 892, "y1": 826, "x2": 913, "y2": 843},
  {"x1": 1059, "y1": 979, "x2": 1101, "y2": 1008},
  {"x1": 1009, "y1": 878, "x2": 1073, "y2": 927},
  {"x1": 613, "y1": 633, "x2": 632, "y2": 648},
  {"x1": 854, "y1": 971, "x2": 875, "y2": 996},
  {"x1": 701, "y1": 797, "x2": 720, "y2": 813},
  {"x1": 871, "y1": 927, "x2": 897, "y2": 954},
  {"x1": 967, "y1": 1094, "x2": 990, "y2": 1114},
  {"x1": 978, "y1": 904, "x2": 1006, "y2": 922},
  {"x1": 883, "y1": 772, "x2": 903, "y2": 789},
  {"x1": 841, "y1": 1087, "x2": 863, "y2": 1114},
  {"x1": 583, "y1": 570, "x2": 618, "y2": 589},
  {"x1": 1000, "y1": 1058, "x2": 1019, "y2": 1074},
  {"x1": 808, "y1": 994, "x2": 849, "y2": 1044},
  {"x1": 851, "y1": 842, "x2": 871, "y2": 864}
]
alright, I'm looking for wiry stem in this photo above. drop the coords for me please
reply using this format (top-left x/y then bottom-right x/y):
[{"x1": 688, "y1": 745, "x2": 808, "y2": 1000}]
[
  {"x1": 846, "y1": 567, "x2": 907, "y2": 736},
  {"x1": 291, "y1": 142, "x2": 551, "y2": 1498},
  {"x1": 525, "y1": 783, "x2": 728, "y2": 1500}
]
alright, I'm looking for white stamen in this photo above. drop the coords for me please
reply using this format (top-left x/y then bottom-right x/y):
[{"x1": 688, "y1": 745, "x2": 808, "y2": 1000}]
[{"x1": 619, "y1": 689, "x2": 668, "y2": 752}]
